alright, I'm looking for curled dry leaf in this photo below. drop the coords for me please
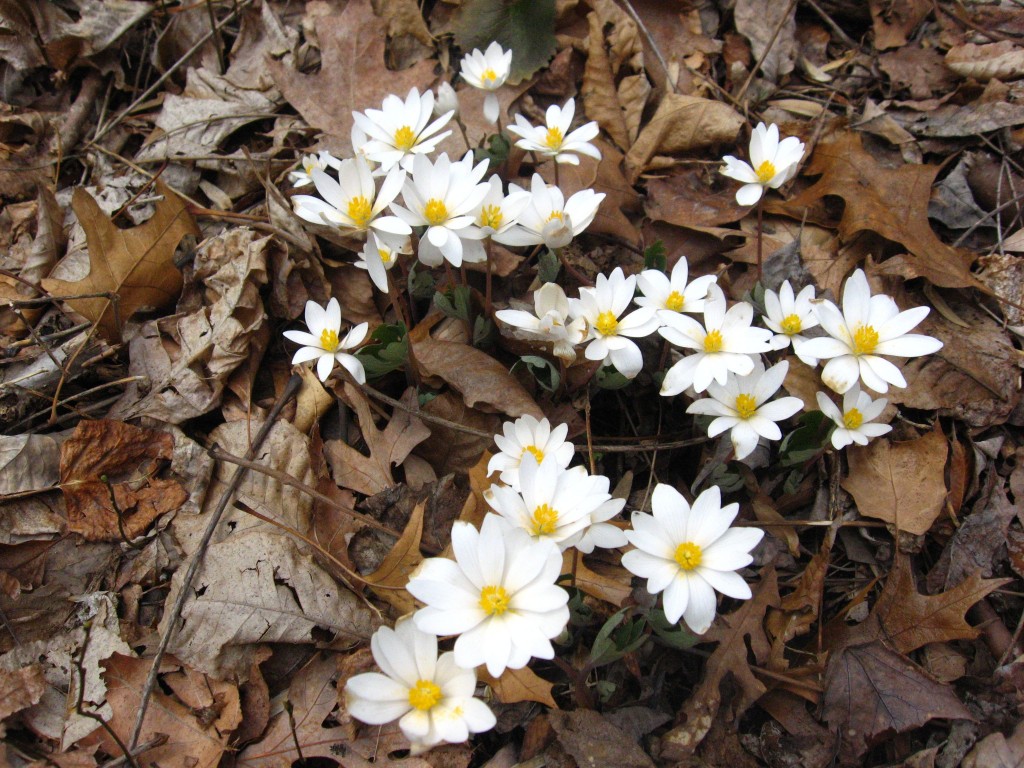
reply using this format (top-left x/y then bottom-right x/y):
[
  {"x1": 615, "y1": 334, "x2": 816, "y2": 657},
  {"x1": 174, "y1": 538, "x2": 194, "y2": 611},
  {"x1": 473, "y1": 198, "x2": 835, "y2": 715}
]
[
  {"x1": 0, "y1": 433, "x2": 61, "y2": 495},
  {"x1": 946, "y1": 41, "x2": 1024, "y2": 82},
  {"x1": 363, "y1": 501, "x2": 424, "y2": 614}
]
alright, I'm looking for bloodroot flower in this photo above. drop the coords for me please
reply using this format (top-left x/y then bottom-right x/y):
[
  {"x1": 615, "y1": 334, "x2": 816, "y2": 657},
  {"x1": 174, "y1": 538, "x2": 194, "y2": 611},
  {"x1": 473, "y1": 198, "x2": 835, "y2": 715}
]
[
  {"x1": 487, "y1": 414, "x2": 574, "y2": 490},
  {"x1": 507, "y1": 98, "x2": 601, "y2": 165},
  {"x1": 352, "y1": 88, "x2": 454, "y2": 172},
  {"x1": 283, "y1": 298, "x2": 368, "y2": 383},
  {"x1": 721, "y1": 122, "x2": 805, "y2": 206},
  {"x1": 816, "y1": 384, "x2": 892, "y2": 450},
  {"x1": 622, "y1": 484, "x2": 764, "y2": 635},
  {"x1": 460, "y1": 41, "x2": 512, "y2": 124}
]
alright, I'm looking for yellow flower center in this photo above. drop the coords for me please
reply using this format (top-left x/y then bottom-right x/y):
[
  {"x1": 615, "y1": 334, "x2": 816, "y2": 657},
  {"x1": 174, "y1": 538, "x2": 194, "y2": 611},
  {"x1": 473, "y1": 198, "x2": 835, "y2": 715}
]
[
  {"x1": 735, "y1": 393, "x2": 758, "y2": 419},
  {"x1": 479, "y1": 585, "x2": 510, "y2": 616},
  {"x1": 320, "y1": 329, "x2": 339, "y2": 352},
  {"x1": 674, "y1": 541, "x2": 702, "y2": 571},
  {"x1": 479, "y1": 204, "x2": 504, "y2": 229},
  {"x1": 852, "y1": 324, "x2": 879, "y2": 355},
  {"x1": 780, "y1": 313, "x2": 802, "y2": 335},
  {"x1": 544, "y1": 126, "x2": 564, "y2": 150},
  {"x1": 703, "y1": 329, "x2": 723, "y2": 353},
  {"x1": 481, "y1": 67, "x2": 498, "y2": 85},
  {"x1": 547, "y1": 210, "x2": 564, "y2": 221},
  {"x1": 531, "y1": 503, "x2": 559, "y2": 536},
  {"x1": 423, "y1": 198, "x2": 449, "y2": 226},
  {"x1": 303, "y1": 160, "x2": 316, "y2": 175},
  {"x1": 378, "y1": 247, "x2": 394, "y2": 266},
  {"x1": 595, "y1": 310, "x2": 618, "y2": 336},
  {"x1": 523, "y1": 445, "x2": 545, "y2": 463},
  {"x1": 408, "y1": 679, "x2": 442, "y2": 711},
  {"x1": 844, "y1": 408, "x2": 864, "y2": 430},
  {"x1": 346, "y1": 195, "x2": 372, "y2": 228},
  {"x1": 665, "y1": 291, "x2": 685, "y2": 312},
  {"x1": 755, "y1": 160, "x2": 777, "y2": 184},
  {"x1": 394, "y1": 125, "x2": 417, "y2": 151}
]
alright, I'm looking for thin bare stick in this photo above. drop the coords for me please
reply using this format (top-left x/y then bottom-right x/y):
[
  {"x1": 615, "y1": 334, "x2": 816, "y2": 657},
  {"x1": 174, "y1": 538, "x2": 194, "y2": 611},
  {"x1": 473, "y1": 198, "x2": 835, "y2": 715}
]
[{"x1": 618, "y1": 0, "x2": 676, "y2": 92}]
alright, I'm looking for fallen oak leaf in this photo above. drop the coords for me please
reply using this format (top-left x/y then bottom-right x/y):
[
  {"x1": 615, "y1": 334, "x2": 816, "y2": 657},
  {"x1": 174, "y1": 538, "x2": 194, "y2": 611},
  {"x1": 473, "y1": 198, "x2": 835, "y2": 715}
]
[
  {"x1": 364, "y1": 501, "x2": 424, "y2": 614},
  {"x1": 479, "y1": 665, "x2": 557, "y2": 708}
]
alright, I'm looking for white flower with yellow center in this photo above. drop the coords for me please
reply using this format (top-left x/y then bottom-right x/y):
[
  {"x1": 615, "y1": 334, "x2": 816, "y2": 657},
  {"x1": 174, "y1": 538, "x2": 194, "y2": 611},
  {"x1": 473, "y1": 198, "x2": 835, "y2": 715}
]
[
  {"x1": 495, "y1": 282, "x2": 587, "y2": 364},
  {"x1": 622, "y1": 484, "x2": 764, "y2": 634},
  {"x1": 569, "y1": 267, "x2": 660, "y2": 379},
  {"x1": 816, "y1": 384, "x2": 892, "y2": 450},
  {"x1": 507, "y1": 98, "x2": 602, "y2": 165},
  {"x1": 291, "y1": 155, "x2": 410, "y2": 237},
  {"x1": 762, "y1": 280, "x2": 819, "y2": 365},
  {"x1": 487, "y1": 414, "x2": 574, "y2": 490},
  {"x1": 799, "y1": 269, "x2": 943, "y2": 394},
  {"x1": 289, "y1": 150, "x2": 342, "y2": 187},
  {"x1": 344, "y1": 620, "x2": 496, "y2": 753},
  {"x1": 408, "y1": 514, "x2": 570, "y2": 677},
  {"x1": 475, "y1": 175, "x2": 532, "y2": 239},
  {"x1": 283, "y1": 298, "x2": 368, "y2": 383},
  {"x1": 352, "y1": 88, "x2": 454, "y2": 172},
  {"x1": 493, "y1": 174, "x2": 604, "y2": 250},
  {"x1": 635, "y1": 258, "x2": 718, "y2": 324},
  {"x1": 392, "y1": 151, "x2": 491, "y2": 267},
  {"x1": 686, "y1": 360, "x2": 803, "y2": 460},
  {"x1": 356, "y1": 231, "x2": 411, "y2": 293},
  {"x1": 721, "y1": 122, "x2": 805, "y2": 206},
  {"x1": 460, "y1": 41, "x2": 512, "y2": 124},
  {"x1": 659, "y1": 284, "x2": 774, "y2": 395}
]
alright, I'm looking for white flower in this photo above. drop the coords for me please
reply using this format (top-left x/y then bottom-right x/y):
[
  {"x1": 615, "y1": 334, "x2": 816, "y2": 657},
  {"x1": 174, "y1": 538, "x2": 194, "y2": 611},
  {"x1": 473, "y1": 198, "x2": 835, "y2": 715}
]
[
  {"x1": 635, "y1": 259, "x2": 718, "y2": 324},
  {"x1": 721, "y1": 122, "x2": 805, "y2": 206},
  {"x1": 407, "y1": 514, "x2": 570, "y2": 678},
  {"x1": 344, "y1": 620, "x2": 496, "y2": 753},
  {"x1": 487, "y1": 414, "x2": 574, "y2": 489},
  {"x1": 291, "y1": 155, "x2": 410, "y2": 237},
  {"x1": 435, "y1": 82, "x2": 459, "y2": 119},
  {"x1": 356, "y1": 231, "x2": 411, "y2": 293},
  {"x1": 289, "y1": 150, "x2": 342, "y2": 187},
  {"x1": 572, "y1": 473, "x2": 628, "y2": 554},
  {"x1": 659, "y1": 284, "x2": 774, "y2": 395},
  {"x1": 799, "y1": 269, "x2": 943, "y2": 394},
  {"x1": 475, "y1": 175, "x2": 532, "y2": 239},
  {"x1": 460, "y1": 41, "x2": 512, "y2": 124},
  {"x1": 392, "y1": 151, "x2": 491, "y2": 267},
  {"x1": 569, "y1": 267, "x2": 660, "y2": 379},
  {"x1": 283, "y1": 298, "x2": 368, "y2": 383},
  {"x1": 493, "y1": 174, "x2": 604, "y2": 249},
  {"x1": 762, "y1": 280, "x2": 819, "y2": 365},
  {"x1": 816, "y1": 384, "x2": 892, "y2": 450},
  {"x1": 622, "y1": 484, "x2": 764, "y2": 634},
  {"x1": 507, "y1": 98, "x2": 601, "y2": 165},
  {"x1": 686, "y1": 359, "x2": 803, "y2": 460},
  {"x1": 495, "y1": 282, "x2": 587, "y2": 363},
  {"x1": 352, "y1": 88, "x2": 454, "y2": 172}
]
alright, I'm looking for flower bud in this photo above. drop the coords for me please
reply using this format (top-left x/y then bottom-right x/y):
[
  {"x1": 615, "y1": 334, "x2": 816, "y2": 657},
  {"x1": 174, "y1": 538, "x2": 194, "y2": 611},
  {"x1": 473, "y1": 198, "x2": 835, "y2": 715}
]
[{"x1": 435, "y1": 81, "x2": 459, "y2": 118}]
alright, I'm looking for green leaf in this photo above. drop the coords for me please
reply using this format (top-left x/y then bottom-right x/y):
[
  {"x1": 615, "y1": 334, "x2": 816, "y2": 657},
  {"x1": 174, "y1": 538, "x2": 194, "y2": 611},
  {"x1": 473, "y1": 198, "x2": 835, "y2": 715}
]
[
  {"x1": 588, "y1": 608, "x2": 648, "y2": 668},
  {"x1": 473, "y1": 316, "x2": 497, "y2": 349},
  {"x1": 453, "y1": 0, "x2": 557, "y2": 83},
  {"x1": 356, "y1": 323, "x2": 408, "y2": 379},
  {"x1": 475, "y1": 132, "x2": 510, "y2": 167},
  {"x1": 596, "y1": 364, "x2": 631, "y2": 390},
  {"x1": 779, "y1": 409, "x2": 830, "y2": 468},
  {"x1": 433, "y1": 285, "x2": 472, "y2": 323},
  {"x1": 643, "y1": 240, "x2": 667, "y2": 272},
  {"x1": 408, "y1": 263, "x2": 435, "y2": 301},
  {"x1": 515, "y1": 355, "x2": 560, "y2": 393},
  {"x1": 538, "y1": 248, "x2": 560, "y2": 284},
  {"x1": 648, "y1": 608, "x2": 699, "y2": 649}
]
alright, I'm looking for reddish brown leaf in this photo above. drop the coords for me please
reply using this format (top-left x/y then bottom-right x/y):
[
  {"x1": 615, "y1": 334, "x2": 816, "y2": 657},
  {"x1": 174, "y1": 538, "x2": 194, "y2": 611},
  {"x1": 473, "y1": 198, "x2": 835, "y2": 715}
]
[{"x1": 0, "y1": 663, "x2": 46, "y2": 721}]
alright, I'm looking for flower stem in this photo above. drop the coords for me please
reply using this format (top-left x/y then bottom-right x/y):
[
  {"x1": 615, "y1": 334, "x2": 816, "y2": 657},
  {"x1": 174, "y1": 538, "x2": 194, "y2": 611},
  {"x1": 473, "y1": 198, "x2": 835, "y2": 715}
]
[
  {"x1": 386, "y1": 269, "x2": 410, "y2": 330},
  {"x1": 553, "y1": 159, "x2": 560, "y2": 188},
  {"x1": 485, "y1": 237, "x2": 494, "y2": 316},
  {"x1": 756, "y1": 196, "x2": 765, "y2": 282}
]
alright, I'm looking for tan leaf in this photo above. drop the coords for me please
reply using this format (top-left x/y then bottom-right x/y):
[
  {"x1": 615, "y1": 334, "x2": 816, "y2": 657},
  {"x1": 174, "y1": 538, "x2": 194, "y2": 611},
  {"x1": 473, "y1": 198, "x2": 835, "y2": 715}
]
[
  {"x1": 734, "y1": 0, "x2": 798, "y2": 81},
  {"x1": 582, "y1": 11, "x2": 630, "y2": 150},
  {"x1": 0, "y1": 434, "x2": 60, "y2": 495},
  {"x1": 0, "y1": 664, "x2": 46, "y2": 721},
  {"x1": 841, "y1": 427, "x2": 948, "y2": 535},
  {"x1": 564, "y1": 551, "x2": 631, "y2": 607},
  {"x1": 293, "y1": 365, "x2": 334, "y2": 434},
  {"x1": 549, "y1": 710, "x2": 656, "y2": 768},
  {"x1": 480, "y1": 665, "x2": 557, "y2": 708},
  {"x1": 364, "y1": 502, "x2": 424, "y2": 614},
  {"x1": 946, "y1": 40, "x2": 1024, "y2": 82},
  {"x1": 41, "y1": 183, "x2": 199, "y2": 342},
  {"x1": 963, "y1": 720, "x2": 1024, "y2": 768},
  {"x1": 868, "y1": 0, "x2": 931, "y2": 50}
]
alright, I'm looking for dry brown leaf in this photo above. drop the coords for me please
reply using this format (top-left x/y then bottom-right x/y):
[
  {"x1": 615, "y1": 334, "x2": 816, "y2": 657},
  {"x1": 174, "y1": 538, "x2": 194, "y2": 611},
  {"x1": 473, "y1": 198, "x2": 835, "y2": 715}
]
[
  {"x1": 869, "y1": 0, "x2": 931, "y2": 50},
  {"x1": 480, "y1": 665, "x2": 557, "y2": 708},
  {"x1": 841, "y1": 426, "x2": 948, "y2": 535},
  {"x1": 565, "y1": 551, "x2": 631, "y2": 607},
  {"x1": 582, "y1": 11, "x2": 631, "y2": 151},
  {"x1": 946, "y1": 41, "x2": 1024, "y2": 82},
  {"x1": 364, "y1": 501, "x2": 424, "y2": 614},
  {"x1": 41, "y1": 183, "x2": 198, "y2": 342},
  {"x1": 766, "y1": 537, "x2": 831, "y2": 663},
  {"x1": 962, "y1": 720, "x2": 1024, "y2": 768},
  {"x1": 734, "y1": 0, "x2": 797, "y2": 81},
  {"x1": 414, "y1": 392, "x2": 498, "y2": 477},
  {"x1": 0, "y1": 663, "x2": 46, "y2": 721},
  {"x1": 548, "y1": 710, "x2": 656, "y2": 768},
  {"x1": 644, "y1": 168, "x2": 748, "y2": 229},
  {"x1": 0, "y1": 434, "x2": 60, "y2": 495},
  {"x1": 293, "y1": 365, "x2": 334, "y2": 434}
]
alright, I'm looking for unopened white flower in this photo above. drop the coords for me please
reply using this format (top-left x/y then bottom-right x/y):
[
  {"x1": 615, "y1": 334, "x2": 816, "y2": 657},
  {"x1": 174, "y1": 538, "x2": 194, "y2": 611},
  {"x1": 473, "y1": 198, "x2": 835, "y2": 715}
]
[
  {"x1": 435, "y1": 82, "x2": 460, "y2": 119},
  {"x1": 460, "y1": 41, "x2": 512, "y2": 124},
  {"x1": 356, "y1": 231, "x2": 411, "y2": 293},
  {"x1": 392, "y1": 151, "x2": 491, "y2": 267},
  {"x1": 493, "y1": 174, "x2": 604, "y2": 249},
  {"x1": 475, "y1": 175, "x2": 532, "y2": 239},
  {"x1": 622, "y1": 484, "x2": 763, "y2": 634},
  {"x1": 721, "y1": 122, "x2": 805, "y2": 206},
  {"x1": 292, "y1": 156, "x2": 410, "y2": 237},
  {"x1": 508, "y1": 98, "x2": 601, "y2": 165},
  {"x1": 408, "y1": 514, "x2": 570, "y2": 677},
  {"x1": 763, "y1": 280, "x2": 819, "y2": 365},
  {"x1": 487, "y1": 414, "x2": 574, "y2": 489},
  {"x1": 283, "y1": 298, "x2": 368, "y2": 383},
  {"x1": 495, "y1": 282, "x2": 587, "y2": 363},
  {"x1": 352, "y1": 88, "x2": 454, "y2": 172},
  {"x1": 344, "y1": 620, "x2": 496, "y2": 753},
  {"x1": 572, "y1": 473, "x2": 628, "y2": 554},
  {"x1": 570, "y1": 267, "x2": 660, "y2": 379},
  {"x1": 659, "y1": 284, "x2": 774, "y2": 395},
  {"x1": 799, "y1": 269, "x2": 943, "y2": 394},
  {"x1": 289, "y1": 150, "x2": 342, "y2": 187},
  {"x1": 635, "y1": 259, "x2": 718, "y2": 323},
  {"x1": 816, "y1": 384, "x2": 892, "y2": 450},
  {"x1": 686, "y1": 359, "x2": 803, "y2": 460}
]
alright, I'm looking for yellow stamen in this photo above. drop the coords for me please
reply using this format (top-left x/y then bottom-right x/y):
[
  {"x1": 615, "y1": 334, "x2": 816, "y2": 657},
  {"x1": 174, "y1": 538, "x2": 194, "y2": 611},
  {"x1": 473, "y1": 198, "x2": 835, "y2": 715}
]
[
  {"x1": 544, "y1": 126, "x2": 564, "y2": 150},
  {"x1": 320, "y1": 329, "x2": 339, "y2": 352},
  {"x1": 347, "y1": 195, "x2": 372, "y2": 228},
  {"x1": 394, "y1": 125, "x2": 416, "y2": 151},
  {"x1": 844, "y1": 408, "x2": 864, "y2": 430},
  {"x1": 479, "y1": 585, "x2": 510, "y2": 616},
  {"x1": 547, "y1": 210, "x2": 564, "y2": 221},
  {"x1": 378, "y1": 248, "x2": 394, "y2": 266},
  {"x1": 780, "y1": 313, "x2": 802, "y2": 335},
  {"x1": 423, "y1": 198, "x2": 449, "y2": 226},
  {"x1": 523, "y1": 445, "x2": 545, "y2": 463},
  {"x1": 479, "y1": 204, "x2": 504, "y2": 229},
  {"x1": 303, "y1": 160, "x2": 316, "y2": 175},
  {"x1": 703, "y1": 329, "x2": 723, "y2": 353},
  {"x1": 595, "y1": 310, "x2": 618, "y2": 336},
  {"x1": 665, "y1": 291, "x2": 685, "y2": 312},
  {"x1": 674, "y1": 542, "x2": 702, "y2": 571},
  {"x1": 531, "y1": 503, "x2": 559, "y2": 536},
  {"x1": 755, "y1": 160, "x2": 777, "y2": 184},
  {"x1": 408, "y1": 680, "x2": 442, "y2": 711},
  {"x1": 852, "y1": 324, "x2": 879, "y2": 355},
  {"x1": 735, "y1": 393, "x2": 758, "y2": 420},
  {"x1": 481, "y1": 67, "x2": 498, "y2": 84}
]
